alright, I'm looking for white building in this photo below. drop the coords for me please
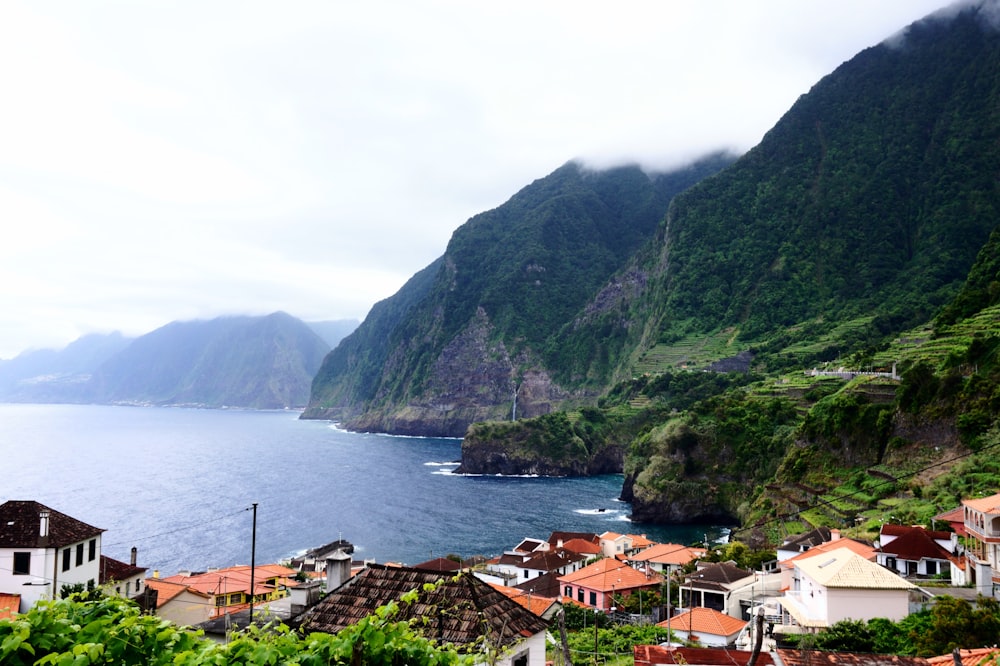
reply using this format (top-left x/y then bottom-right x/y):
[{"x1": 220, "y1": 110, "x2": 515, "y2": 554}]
[
  {"x1": 778, "y1": 546, "x2": 915, "y2": 631},
  {"x1": 0, "y1": 500, "x2": 105, "y2": 613}
]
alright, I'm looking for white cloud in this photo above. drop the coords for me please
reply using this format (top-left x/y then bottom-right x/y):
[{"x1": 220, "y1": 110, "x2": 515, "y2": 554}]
[{"x1": 0, "y1": 0, "x2": 950, "y2": 358}]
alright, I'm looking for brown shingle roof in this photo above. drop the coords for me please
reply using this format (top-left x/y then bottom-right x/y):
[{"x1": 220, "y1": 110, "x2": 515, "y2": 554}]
[
  {"x1": 298, "y1": 564, "x2": 548, "y2": 648},
  {"x1": 0, "y1": 500, "x2": 104, "y2": 548},
  {"x1": 99, "y1": 555, "x2": 147, "y2": 585}
]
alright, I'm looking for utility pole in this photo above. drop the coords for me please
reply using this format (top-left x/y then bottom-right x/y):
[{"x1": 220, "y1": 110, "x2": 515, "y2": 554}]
[{"x1": 249, "y1": 502, "x2": 258, "y2": 626}]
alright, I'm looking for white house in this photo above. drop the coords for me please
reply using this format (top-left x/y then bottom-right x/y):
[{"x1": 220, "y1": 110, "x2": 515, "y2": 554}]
[
  {"x1": 778, "y1": 546, "x2": 915, "y2": 631},
  {"x1": 0, "y1": 500, "x2": 105, "y2": 613},
  {"x1": 962, "y1": 492, "x2": 1000, "y2": 596},
  {"x1": 875, "y1": 524, "x2": 964, "y2": 584}
]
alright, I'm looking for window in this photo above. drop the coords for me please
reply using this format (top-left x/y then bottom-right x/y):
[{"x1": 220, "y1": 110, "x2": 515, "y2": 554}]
[
  {"x1": 577, "y1": 588, "x2": 584, "y2": 602},
  {"x1": 62, "y1": 548, "x2": 71, "y2": 572},
  {"x1": 229, "y1": 593, "x2": 243, "y2": 605},
  {"x1": 589, "y1": 591, "x2": 597, "y2": 606},
  {"x1": 564, "y1": 585, "x2": 572, "y2": 597},
  {"x1": 135, "y1": 579, "x2": 141, "y2": 592},
  {"x1": 215, "y1": 596, "x2": 225, "y2": 607},
  {"x1": 86, "y1": 579, "x2": 95, "y2": 591},
  {"x1": 126, "y1": 581, "x2": 131, "y2": 594},
  {"x1": 76, "y1": 543, "x2": 84, "y2": 566},
  {"x1": 13, "y1": 552, "x2": 30, "y2": 575},
  {"x1": 88, "y1": 539, "x2": 96, "y2": 561}
]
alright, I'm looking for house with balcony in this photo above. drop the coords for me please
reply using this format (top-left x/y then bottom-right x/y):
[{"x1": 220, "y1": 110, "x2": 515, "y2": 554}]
[
  {"x1": 0, "y1": 500, "x2": 105, "y2": 613},
  {"x1": 961, "y1": 491, "x2": 1000, "y2": 597},
  {"x1": 777, "y1": 546, "x2": 915, "y2": 632},
  {"x1": 680, "y1": 561, "x2": 755, "y2": 617},
  {"x1": 875, "y1": 524, "x2": 964, "y2": 584}
]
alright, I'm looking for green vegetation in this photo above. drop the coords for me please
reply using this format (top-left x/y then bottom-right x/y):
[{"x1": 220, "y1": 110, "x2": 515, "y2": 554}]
[
  {"x1": 0, "y1": 593, "x2": 473, "y2": 666},
  {"x1": 782, "y1": 596, "x2": 1000, "y2": 657}
]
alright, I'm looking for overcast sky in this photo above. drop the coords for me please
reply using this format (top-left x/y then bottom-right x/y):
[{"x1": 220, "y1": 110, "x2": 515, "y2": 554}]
[{"x1": 0, "y1": 0, "x2": 953, "y2": 359}]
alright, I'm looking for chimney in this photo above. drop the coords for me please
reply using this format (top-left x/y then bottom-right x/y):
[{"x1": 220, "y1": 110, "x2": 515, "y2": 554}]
[
  {"x1": 325, "y1": 550, "x2": 352, "y2": 594},
  {"x1": 131, "y1": 547, "x2": 137, "y2": 567},
  {"x1": 153, "y1": 570, "x2": 160, "y2": 579},
  {"x1": 830, "y1": 529, "x2": 841, "y2": 541},
  {"x1": 39, "y1": 510, "x2": 50, "y2": 538}
]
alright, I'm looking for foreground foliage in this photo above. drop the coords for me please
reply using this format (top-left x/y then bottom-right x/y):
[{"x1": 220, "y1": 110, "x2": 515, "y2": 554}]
[
  {"x1": 0, "y1": 594, "x2": 472, "y2": 666},
  {"x1": 781, "y1": 596, "x2": 1000, "y2": 657}
]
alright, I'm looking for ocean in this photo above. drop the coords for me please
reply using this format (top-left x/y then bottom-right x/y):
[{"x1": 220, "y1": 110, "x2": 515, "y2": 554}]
[{"x1": 0, "y1": 403, "x2": 725, "y2": 575}]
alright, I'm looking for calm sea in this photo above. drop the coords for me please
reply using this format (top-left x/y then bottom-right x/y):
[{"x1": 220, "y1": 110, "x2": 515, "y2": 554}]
[{"x1": 0, "y1": 403, "x2": 724, "y2": 575}]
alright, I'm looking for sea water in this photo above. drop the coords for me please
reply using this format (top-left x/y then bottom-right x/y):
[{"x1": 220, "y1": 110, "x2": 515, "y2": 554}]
[{"x1": 0, "y1": 403, "x2": 724, "y2": 574}]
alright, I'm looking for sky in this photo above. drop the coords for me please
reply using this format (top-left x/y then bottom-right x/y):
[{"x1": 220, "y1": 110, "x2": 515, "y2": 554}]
[{"x1": 0, "y1": 0, "x2": 954, "y2": 359}]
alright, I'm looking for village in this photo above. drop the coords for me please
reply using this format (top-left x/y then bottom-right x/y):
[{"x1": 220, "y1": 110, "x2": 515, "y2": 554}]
[{"x1": 2, "y1": 491, "x2": 1000, "y2": 665}]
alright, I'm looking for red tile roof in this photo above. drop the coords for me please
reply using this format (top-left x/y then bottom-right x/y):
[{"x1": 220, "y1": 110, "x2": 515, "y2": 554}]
[
  {"x1": 0, "y1": 593, "x2": 20, "y2": 620},
  {"x1": 635, "y1": 644, "x2": 775, "y2": 666},
  {"x1": 877, "y1": 527, "x2": 957, "y2": 564},
  {"x1": 558, "y1": 557, "x2": 663, "y2": 592},
  {"x1": 963, "y1": 493, "x2": 1000, "y2": 514},
  {"x1": 880, "y1": 524, "x2": 952, "y2": 541},
  {"x1": 660, "y1": 607, "x2": 746, "y2": 638},
  {"x1": 0, "y1": 500, "x2": 104, "y2": 549},
  {"x1": 488, "y1": 583, "x2": 558, "y2": 617},
  {"x1": 927, "y1": 648, "x2": 1000, "y2": 666},
  {"x1": 630, "y1": 543, "x2": 705, "y2": 566}
]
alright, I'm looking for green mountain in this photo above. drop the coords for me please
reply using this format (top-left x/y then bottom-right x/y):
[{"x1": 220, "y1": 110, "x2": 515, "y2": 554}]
[
  {"x1": 307, "y1": 3, "x2": 1000, "y2": 531},
  {"x1": 302, "y1": 155, "x2": 736, "y2": 434},
  {"x1": 90, "y1": 312, "x2": 330, "y2": 409}
]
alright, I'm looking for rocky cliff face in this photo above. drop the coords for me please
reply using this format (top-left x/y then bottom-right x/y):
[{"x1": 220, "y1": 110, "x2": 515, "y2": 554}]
[{"x1": 340, "y1": 308, "x2": 577, "y2": 437}]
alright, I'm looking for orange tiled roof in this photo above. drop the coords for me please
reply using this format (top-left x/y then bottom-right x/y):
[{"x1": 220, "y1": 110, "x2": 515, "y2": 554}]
[
  {"x1": 488, "y1": 583, "x2": 557, "y2": 616},
  {"x1": 780, "y1": 537, "x2": 874, "y2": 568},
  {"x1": 927, "y1": 648, "x2": 1000, "y2": 666},
  {"x1": 0, "y1": 593, "x2": 20, "y2": 620},
  {"x1": 562, "y1": 538, "x2": 602, "y2": 555},
  {"x1": 660, "y1": 607, "x2": 746, "y2": 637},
  {"x1": 628, "y1": 534, "x2": 655, "y2": 549},
  {"x1": 558, "y1": 557, "x2": 663, "y2": 591},
  {"x1": 160, "y1": 563, "x2": 298, "y2": 597},
  {"x1": 629, "y1": 543, "x2": 705, "y2": 565},
  {"x1": 963, "y1": 493, "x2": 1000, "y2": 514},
  {"x1": 144, "y1": 578, "x2": 210, "y2": 607}
]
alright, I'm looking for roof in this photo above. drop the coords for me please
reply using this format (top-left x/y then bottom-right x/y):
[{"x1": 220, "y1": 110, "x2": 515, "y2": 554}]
[
  {"x1": 879, "y1": 524, "x2": 953, "y2": 541},
  {"x1": 558, "y1": 557, "x2": 663, "y2": 592},
  {"x1": 411, "y1": 557, "x2": 463, "y2": 572},
  {"x1": 926, "y1": 648, "x2": 1000, "y2": 666},
  {"x1": 514, "y1": 571, "x2": 564, "y2": 598},
  {"x1": 660, "y1": 607, "x2": 746, "y2": 638},
  {"x1": 635, "y1": 645, "x2": 775, "y2": 666},
  {"x1": 0, "y1": 593, "x2": 20, "y2": 620},
  {"x1": 795, "y1": 547, "x2": 915, "y2": 590},
  {"x1": 962, "y1": 493, "x2": 1000, "y2": 514},
  {"x1": 933, "y1": 506, "x2": 965, "y2": 524},
  {"x1": 629, "y1": 543, "x2": 706, "y2": 566},
  {"x1": 488, "y1": 583, "x2": 558, "y2": 617},
  {"x1": 776, "y1": 649, "x2": 930, "y2": 666},
  {"x1": 522, "y1": 549, "x2": 583, "y2": 572},
  {"x1": 160, "y1": 563, "x2": 298, "y2": 597},
  {"x1": 548, "y1": 531, "x2": 600, "y2": 547},
  {"x1": 628, "y1": 534, "x2": 655, "y2": 550},
  {"x1": 687, "y1": 561, "x2": 753, "y2": 590},
  {"x1": 0, "y1": 500, "x2": 104, "y2": 549},
  {"x1": 100, "y1": 555, "x2": 147, "y2": 585},
  {"x1": 144, "y1": 578, "x2": 211, "y2": 607},
  {"x1": 877, "y1": 527, "x2": 957, "y2": 563},
  {"x1": 781, "y1": 526, "x2": 832, "y2": 550},
  {"x1": 560, "y1": 538, "x2": 602, "y2": 555},
  {"x1": 297, "y1": 564, "x2": 548, "y2": 648},
  {"x1": 781, "y1": 538, "x2": 875, "y2": 569},
  {"x1": 513, "y1": 538, "x2": 547, "y2": 553}
]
